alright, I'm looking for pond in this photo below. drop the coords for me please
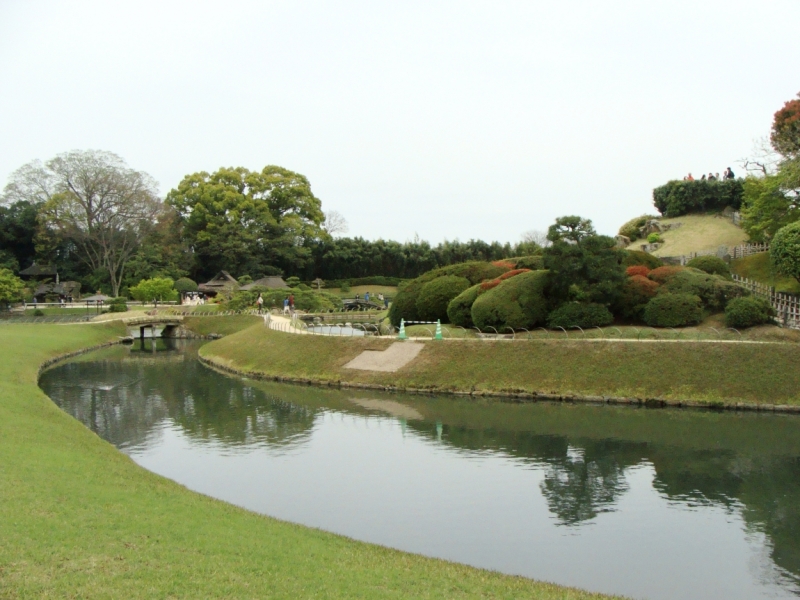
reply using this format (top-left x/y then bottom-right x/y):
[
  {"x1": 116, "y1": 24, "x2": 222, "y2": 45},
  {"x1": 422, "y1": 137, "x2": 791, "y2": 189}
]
[{"x1": 40, "y1": 340, "x2": 800, "y2": 600}]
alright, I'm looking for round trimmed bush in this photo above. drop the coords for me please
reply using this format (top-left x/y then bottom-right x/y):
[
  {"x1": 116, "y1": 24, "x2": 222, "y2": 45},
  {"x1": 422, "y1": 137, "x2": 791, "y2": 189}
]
[
  {"x1": 686, "y1": 255, "x2": 731, "y2": 278},
  {"x1": 447, "y1": 284, "x2": 481, "y2": 327},
  {"x1": 416, "y1": 275, "x2": 471, "y2": 322},
  {"x1": 615, "y1": 275, "x2": 660, "y2": 320},
  {"x1": 108, "y1": 297, "x2": 128, "y2": 312},
  {"x1": 643, "y1": 293, "x2": 703, "y2": 327},
  {"x1": 647, "y1": 232, "x2": 662, "y2": 244},
  {"x1": 470, "y1": 270, "x2": 548, "y2": 330},
  {"x1": 546, "y1": 302, "x2": 613, "y2": 329},
  {"x1": 725, "y1": 296, "x2": 776, "y2": 328},
  {"x1": 622, "y1": 249, "x2": 663, "y2": 269},
  {"x1": 771, "y1": 222, "x2": 800, "y2": 284},
  {"x1": 509, "y1": 255, "x2": 544, "y2": 270},
  {"x1": 625, "y1": 265, "x2": 650, "y2": 278},
  {"x1": 388, "y1": 261, "x2": 510, "y2": 325},
  {"x1": 647, "y1": 266, "x2": 685, "y2": 284},
  {"x1": 174, "y1": 277, "x2": 198, "y2": 294},
  {"x1": 658, "y1": 268, "x2": 746, "y2": 310}
]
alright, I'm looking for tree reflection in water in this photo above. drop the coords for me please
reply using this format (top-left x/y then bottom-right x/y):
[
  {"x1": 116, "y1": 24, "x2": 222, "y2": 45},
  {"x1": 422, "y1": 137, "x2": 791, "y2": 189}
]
[{"x1": 40, "y1": 343, "x2": 800, "y2": 593}]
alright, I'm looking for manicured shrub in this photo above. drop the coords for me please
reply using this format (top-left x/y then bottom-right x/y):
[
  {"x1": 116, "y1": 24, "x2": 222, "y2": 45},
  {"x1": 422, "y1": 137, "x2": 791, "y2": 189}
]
[
  {"x1": 686, "y1": 255, "x2": 731, "y2": 278},
  {"x1": 647, "y1": 266, "x2": 685, "y2": 284},
  {"x1": 340, "y1": 282, "x2": 351, "y2": 292},
  {"x1": 652, "y1": 179, "x2": 744, "y2": 217},
  {"x1": 174, "y1": 277, "x2": 198, "y2": 294},
  {"x1": 625, "y1": 265, "x2": 650, "y2": 277},
  {"x1": 615, "y1": 275, "x2": 660, "y2": 320},
  {"x1": 622, "y1": 250, "x2": 663, "y2": 269},
  {"x1": 618, "y1": 215, "x2": 658, "y2": 242},
  {"x1": 647, "y1": 232, "x2": 662, "y2": 244},
  {"x1": 108, "y1": 297, "x2": 128, "y2": 312},
  {"x1": 447, "y1": 284, "x2": 481, "y2": 327},
  {"x1": 415, "y1": 275, "x2": 471, "y2": 322},
  {"x1": 546, "y1": 302, "x2": 613, "y2": 329},
  {"x1": 770, "y1": 221, "x2": 800, "y2": 285},
  {"x1": 492, "y1": 259, "x2": 515, "y2": 269},
  {"x1": 388, "y1": 261, "x2": 510, "y2": 325},
  {"x1": 643, "y1": 293, "x2": 703, "y2": 327},
  {"x1": 226, "y1": 289, "x2": 341, "y2": 312},
  {"x1": 480, "y1": 268, "x2": 531, "y2": 291},
  {"x1": 658, "y1": 268, "x2": 746, "y2": 310},
  {"x1": 471, "y1": 270, "x2": 548, "y2": 330},
  {"x1": 33, "y1": 309, "x2": 44, "y2": 317},
  {"x1": 724, "y1": 296, "x2": 776, "y2": 328},
  {"x1": 509, "y1": 255, "x2": 544, "y2": 270}
]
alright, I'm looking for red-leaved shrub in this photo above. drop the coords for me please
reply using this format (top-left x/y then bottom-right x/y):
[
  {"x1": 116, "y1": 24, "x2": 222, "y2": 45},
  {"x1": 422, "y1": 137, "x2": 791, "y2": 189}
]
[
  {"x1": 615, "y1": 275, "x2": 660, "y2": 320},
  {"x1": 647, "y1": 266, "x2": 685, "y2": 284},
  {"x1": 480, "y1": 268, "x2": 531, "y2": 291},
  {"x1": 626, "y1": 265, "x2": 650, "y2": 278},
  {"x1": 491, "y1": 260, "x2": 515, "y2": 269}
]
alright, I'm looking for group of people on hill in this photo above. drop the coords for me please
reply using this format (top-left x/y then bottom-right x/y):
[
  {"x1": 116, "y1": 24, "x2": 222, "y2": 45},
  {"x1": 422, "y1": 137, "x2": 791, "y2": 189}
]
[{"x1": 683, "y1": 167, "x2": 735, "y2": 182}]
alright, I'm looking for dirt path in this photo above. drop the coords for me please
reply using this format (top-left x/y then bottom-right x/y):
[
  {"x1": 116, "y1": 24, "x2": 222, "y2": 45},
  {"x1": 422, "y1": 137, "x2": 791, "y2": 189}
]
[{"x1": 343, "y1": 342, "x2": 424, "y2": 372}]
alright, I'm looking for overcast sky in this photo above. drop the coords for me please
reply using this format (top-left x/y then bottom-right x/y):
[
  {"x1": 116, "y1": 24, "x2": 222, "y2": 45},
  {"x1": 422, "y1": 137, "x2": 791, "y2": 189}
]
[{"x1": 1, "y1": 1, "x2": 798, "y2": 244}]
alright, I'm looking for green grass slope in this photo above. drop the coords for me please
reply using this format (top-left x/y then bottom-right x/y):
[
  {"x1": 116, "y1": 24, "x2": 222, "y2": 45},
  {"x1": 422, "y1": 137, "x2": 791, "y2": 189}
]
[
  {"x1": 202, "y1": 326, "x2": 800, "y2": 406},
  {"x1": 641, "y1": 214, "x2": 748, "y2": 257},
  {"x1": 0, "y1": 322, "x2": 616, "y2": 599},
  {"x1": 731, "y1": 252, "x2": 800, "y2": 294}
]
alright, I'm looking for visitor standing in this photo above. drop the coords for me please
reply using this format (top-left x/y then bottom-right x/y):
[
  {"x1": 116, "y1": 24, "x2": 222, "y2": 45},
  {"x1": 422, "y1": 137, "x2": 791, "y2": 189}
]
[
  {"x1": 288, "y1": 294, "x2": 295, "y2": 313},
  {"x1": 724, "y1": 167, "x2": 735, "y2": 180},
  {"x1": 283, "y1": 297, "x2": 290, "y2": 315},
  {"x1": 364, "y1": 292, "x2": 370, "y2": 303},
  {"x1": 256, "y1": 293, "x2": 264, "y2": 314}
]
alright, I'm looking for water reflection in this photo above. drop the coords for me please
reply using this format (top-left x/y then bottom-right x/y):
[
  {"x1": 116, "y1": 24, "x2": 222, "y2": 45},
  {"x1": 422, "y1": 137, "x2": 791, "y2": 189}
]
[{"x1": 40, "y1": 342, "x2": 800, "y2": 600}]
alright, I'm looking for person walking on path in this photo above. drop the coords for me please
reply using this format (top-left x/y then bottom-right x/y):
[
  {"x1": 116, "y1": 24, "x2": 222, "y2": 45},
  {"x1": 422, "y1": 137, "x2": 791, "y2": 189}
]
[
  {"x1": 283, "y1": 297, "x2": 290, "y2": 315},
  {"x1": 365, "y1": 291, "x2": 370, "y2": 303},
  {"x1": 256, "y1": 293, "x2": 264, "y2": 314},
  {"x1": 288, "y1": 294, "x2": 295, "y2": 313}
]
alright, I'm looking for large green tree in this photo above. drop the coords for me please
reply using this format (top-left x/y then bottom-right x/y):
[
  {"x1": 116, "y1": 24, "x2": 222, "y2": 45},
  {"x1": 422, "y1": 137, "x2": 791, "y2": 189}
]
[
  {"x1": 770, "y1": 221, "x2": 800, "y2": 284},
  {"x1": 543, "y1": 216, "x2": 625, "y2": 306},
  {"x1": 166, "y1": 166, "x2": 325, "y2": 280},
  {"x1": 0, "y1": 268, "x2": 25, "y2": 305},
  {"x1": 741, "y1": 93, "x2": 800, "y2": 241},
  {"x1": 2, "y1": 150, "x2": 162, "y2": 296}
]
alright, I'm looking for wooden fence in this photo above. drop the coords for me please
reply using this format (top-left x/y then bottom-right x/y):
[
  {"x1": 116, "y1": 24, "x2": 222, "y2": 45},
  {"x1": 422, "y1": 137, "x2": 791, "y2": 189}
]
[
  {"x1": 732, "y1": 274, "x2": 800, "y2": 330},
  {"x1": 662, "y1": 242, "x2": 770, "y2": 266}
]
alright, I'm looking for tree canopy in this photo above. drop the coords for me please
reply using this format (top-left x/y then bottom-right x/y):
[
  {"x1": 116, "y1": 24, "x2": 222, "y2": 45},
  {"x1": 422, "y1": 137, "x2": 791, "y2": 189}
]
[
  {"x1": 0, "y1": 268, "x2": 25, "y2": 305},
  {"x1": 771, "y1": 92, "x2": 800, "y2": 159},
  {"x1": 166, "y1": 166, "x2": 325, "y2": 281},
  {"x1": 770, "y1": 221, "x2": 800, "y2": 285},
  {"x1": 2, "y1": 150, "x2": 162, "y2": 297}
]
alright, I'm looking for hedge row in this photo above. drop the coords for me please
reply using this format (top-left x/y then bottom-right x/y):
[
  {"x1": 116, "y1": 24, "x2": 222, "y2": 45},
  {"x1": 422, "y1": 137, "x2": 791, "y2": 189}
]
[
  {"x1": 305, "y1": 276, "x2": 407, "y2": 289},
  {"x1": 652, "y1": 179, "x2": 743, "y2": 217}
]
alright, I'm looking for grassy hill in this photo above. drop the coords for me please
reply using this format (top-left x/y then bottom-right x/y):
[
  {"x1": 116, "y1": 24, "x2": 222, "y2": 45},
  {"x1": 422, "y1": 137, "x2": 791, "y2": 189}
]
[
  {"x1": 731, "y1": 252, "x2": 800, "y2": 294},
  {"x1": 645, "y1": 214, "x2": 748, "y2": 257}
]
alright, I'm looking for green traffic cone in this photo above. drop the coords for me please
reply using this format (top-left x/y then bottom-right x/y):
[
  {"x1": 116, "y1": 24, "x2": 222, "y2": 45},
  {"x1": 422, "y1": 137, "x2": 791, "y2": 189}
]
[
  {"x1": 434, "y1": 319, "x2": 443, "y2": 340},
  {"x1": 398, "y1": 318, "x2": 407, "y2": 340}
]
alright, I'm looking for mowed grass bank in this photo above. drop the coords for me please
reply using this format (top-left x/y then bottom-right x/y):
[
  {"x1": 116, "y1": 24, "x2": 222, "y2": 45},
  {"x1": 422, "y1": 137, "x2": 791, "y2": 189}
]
[
  {"x1": 201, "y1": 326, "x2": 800, "y2": 406},
  {"x1": 0, "y1": 322, "x2": 615, "y2": 599}
]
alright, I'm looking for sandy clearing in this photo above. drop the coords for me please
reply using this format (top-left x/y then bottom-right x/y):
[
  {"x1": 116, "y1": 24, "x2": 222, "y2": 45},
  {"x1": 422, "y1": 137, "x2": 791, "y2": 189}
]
[{"x1": 343, "y1": 342, "x2": 424, "y2": 372}]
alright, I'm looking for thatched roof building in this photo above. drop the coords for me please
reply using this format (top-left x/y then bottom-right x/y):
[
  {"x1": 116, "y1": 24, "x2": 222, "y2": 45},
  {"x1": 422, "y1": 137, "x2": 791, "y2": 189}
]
[
  {"x1": 239, "y1": 276, "x2": 289, "y2": 291},
  {"x1": 198, "y1": 271, "x2": 239, "y2": 297}
]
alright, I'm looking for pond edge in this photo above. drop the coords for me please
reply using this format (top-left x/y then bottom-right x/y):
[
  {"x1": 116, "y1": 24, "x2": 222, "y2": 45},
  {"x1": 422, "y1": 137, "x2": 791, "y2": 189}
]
[{"x1": 197, "y1": 354, "x2": 800, "y2": 415}]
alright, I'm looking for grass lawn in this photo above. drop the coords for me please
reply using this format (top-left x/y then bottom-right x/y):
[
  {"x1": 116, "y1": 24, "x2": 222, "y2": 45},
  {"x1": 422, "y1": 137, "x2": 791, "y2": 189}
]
[
  {"x1": 326, "y1": 285, "x2": 398, "y2": 298},
  {"x1": 731, "y1": 252, "x2": 800, "y2": 294},
  {"x1": 0, "y1": 321, "x2": 616, "y2": 599},
  {"x1": 649, "y1": 213, "x2": 748, "y2": 257},
  {"x1": 202, "y1": 325, "x2": 800, "y2": 406}
]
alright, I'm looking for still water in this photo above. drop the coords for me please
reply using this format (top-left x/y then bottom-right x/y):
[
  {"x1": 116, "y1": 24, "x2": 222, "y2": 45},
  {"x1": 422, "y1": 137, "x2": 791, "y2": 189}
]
[{"x1": 40, "y1": 340, "x2": 800, "y2": 600}]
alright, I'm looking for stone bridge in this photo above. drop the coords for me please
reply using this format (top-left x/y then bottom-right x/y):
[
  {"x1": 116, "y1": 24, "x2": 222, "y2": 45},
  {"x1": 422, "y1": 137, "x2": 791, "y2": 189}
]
[{"x1": 122, "y1": 315, "x2": 185, "y2": 339}]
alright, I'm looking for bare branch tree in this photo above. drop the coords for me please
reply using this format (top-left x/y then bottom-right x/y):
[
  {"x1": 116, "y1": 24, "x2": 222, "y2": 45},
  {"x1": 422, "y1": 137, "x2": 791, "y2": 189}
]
[
  {"x1": 3, "y1": 150, "x2": 162, "y2": 296},
  {"x1": 521, "y1": 229, "x2": 551, "y2": 248},
  {"x1": 738, "y1": 136, "x2": 781, "y2": 176},
  {"x1": 323, "y1": 210, "x2": 349, "y2": 236}
]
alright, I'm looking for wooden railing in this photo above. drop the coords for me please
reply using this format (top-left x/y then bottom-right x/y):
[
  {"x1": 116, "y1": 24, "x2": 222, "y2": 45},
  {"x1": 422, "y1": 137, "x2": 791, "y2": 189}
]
[{"x1": 732, "y1": 275, "x2": 800, "y2": 330}]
